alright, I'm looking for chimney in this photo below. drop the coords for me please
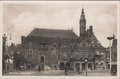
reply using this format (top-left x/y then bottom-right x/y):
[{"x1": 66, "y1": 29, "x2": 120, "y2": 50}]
[
  {"x1": 89, "y1": 26, "x2": 93, "y2": 34},
  {"x1": 21, "y1": 36, "x2": 25, "y2": 44}
]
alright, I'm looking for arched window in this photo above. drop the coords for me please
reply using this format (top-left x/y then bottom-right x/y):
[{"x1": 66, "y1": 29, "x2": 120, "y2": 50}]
[
  {"x1": 41, "y1": 56, "x2": 44, "y2": 63},
  {"x1": 60, "y1": 62, "x2": 65, "y2": 70},
  {"x1": 75, "y1": 63, "x2": 80, "y2": 69},
  {"x1": 88, "y1": 63, "x2": 92, "y2": 69}
]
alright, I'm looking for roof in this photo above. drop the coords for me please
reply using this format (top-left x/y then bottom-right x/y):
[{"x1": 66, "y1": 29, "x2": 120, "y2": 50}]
[
  {"x1": 27, "y1": 28, "x2": 78, "y2": 39},
  {"x1": 90, "y1": 34, "x2": 104, "y2": 49}
]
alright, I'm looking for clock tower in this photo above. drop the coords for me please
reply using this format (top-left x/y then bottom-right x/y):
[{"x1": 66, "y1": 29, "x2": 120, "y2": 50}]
[{"x1": 79, "y1": 8, "x2": 86, "y2": 37}]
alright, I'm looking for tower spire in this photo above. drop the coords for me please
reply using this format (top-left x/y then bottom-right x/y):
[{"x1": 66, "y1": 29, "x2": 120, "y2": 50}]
[
  {"x1": 82, "y1": 8, "x2": 84, "y2": 14},
  {"x1": 79, "y1": 6, "x2": 86, "y2": 37},
  {"x1": 82, "y1": 4, "x2": 83, "y2": 9},
  {"x1": 82, "y1": 4, "x2": 84, "y2": 14}
]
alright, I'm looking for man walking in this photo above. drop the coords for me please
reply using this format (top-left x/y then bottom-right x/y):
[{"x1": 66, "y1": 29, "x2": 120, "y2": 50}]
[
  {"x1": 65, "y1": 66, "x2": 68, "y2": 75},
  {"x1": 38, "y1": 65, "x2": 41, "y2": 72},
  {"x1": 77, "y1": 67, "x2": 80, "y2": 74}
]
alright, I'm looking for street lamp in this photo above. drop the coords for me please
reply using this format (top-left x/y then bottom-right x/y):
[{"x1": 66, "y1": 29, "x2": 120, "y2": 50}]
[
  {"x1": 91, "y1": 42, "x2": 95, "y2": 70},
  {"x1": 85, "y1": 58, "x2": 88, "y2": 76},
  {"x1": 107, "y1": 36, "x2": 113, "y2": 71}
]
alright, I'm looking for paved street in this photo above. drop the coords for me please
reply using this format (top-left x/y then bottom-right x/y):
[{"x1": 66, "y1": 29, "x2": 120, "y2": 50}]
[{"x1": 4, "y1": 69, "x2": 115, "y2": 76}]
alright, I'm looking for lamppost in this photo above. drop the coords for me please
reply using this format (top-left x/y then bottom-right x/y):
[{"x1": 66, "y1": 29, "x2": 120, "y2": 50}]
[
  {"x1": 85, "y1": 58, "x2": 88, "y2": 76},
  {"x1": 106, "y1": 49, "x2": 110, "y2": 69},
  {"x1": 91, "y1": 42, "x2": 95, "y2": 70},
  {"x1": 107, "y1": 36, "x2": 113, "y2": 71}
]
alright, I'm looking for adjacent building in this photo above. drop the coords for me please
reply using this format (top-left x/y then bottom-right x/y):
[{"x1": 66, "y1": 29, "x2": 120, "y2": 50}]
[{"x1": 106, "y1": 35, "x2": 117, "y2": 71}]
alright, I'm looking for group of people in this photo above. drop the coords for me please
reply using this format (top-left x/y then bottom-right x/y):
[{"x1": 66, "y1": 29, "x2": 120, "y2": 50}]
[
  {"x1": 18, "y1": 63, "x2": 31, "y2": 70},
  {"x1": 37, "y1": 64, "x2": 82, "y2": 75},
  {"x1": 64, "y1": 66, "x2": 81, "y2": 75},
  {"x1": 38, "y1": 64, "x2": 57, "y2": 72}
]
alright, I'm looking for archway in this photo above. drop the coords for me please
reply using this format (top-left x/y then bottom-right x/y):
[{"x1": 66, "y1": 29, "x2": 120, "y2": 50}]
[
  {"x1": 60, "y1": 62, "x2": 65, "y2": 70},
  {"x1": 75, "y1": 63, "x2": 80, "y2": 69},
  {"x1": 66, "y1": 62, "x2": 70, "y2": 69},
  {"x1": 88, "y1": 63, "x2": 92, "y2": 70},
  {"x1": 41, "y1": 56, "x2": 44, "y2": 63},
  {"x1": 82, "y1": 63, "x2": 85, "y2": 70},
  {"x1": 40, "y1": 56, "x2": 45, "y2": 70}
]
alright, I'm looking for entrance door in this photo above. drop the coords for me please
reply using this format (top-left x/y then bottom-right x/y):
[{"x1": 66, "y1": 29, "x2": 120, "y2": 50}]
[
  {"x1": 82, "y1": 63, "x2": 85, "y2": 70},
  {"x1": 66, "y1": 62, "x2": 70, "y2": 70},
  {"x1": 60, "y1": 62, "x2": 64, "y2": 70},
  {"x1": 40, "y1": 56, "x2": 45, "y2": 70},
  {"x1": 88, "y1": 63, "x2": 92, "y2": 70},
  {"x1": 41, "y1": 56, "x2": 44, "y2": 63},
  {"x1": 75, "y1": 63, "x2": 80, "y2": 69}
]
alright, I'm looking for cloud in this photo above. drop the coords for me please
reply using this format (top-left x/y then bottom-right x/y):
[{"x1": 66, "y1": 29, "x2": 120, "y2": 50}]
[
  {"x1": 97, "y1": 13, "x2": 115, "y2": 24},
  {"x1": 93, "y1": 13, "x2": 116, "y2": 47},
  {"x1": 3, "y1": 3, "x2": 117, "y2": 47},
  {"x1": 5, "y1": 10, "x2": 80, "y2": 45}
]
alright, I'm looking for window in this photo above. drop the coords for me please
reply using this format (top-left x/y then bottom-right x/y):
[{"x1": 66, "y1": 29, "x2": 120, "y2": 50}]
[
  {"x1": 44, "y1": 45, "x2": 48, "y2": 51},
  {"x1": 28, "y1": 42, "x2": 32, "y2": 47},
  {"x1": 53, "y1": 50, "x2": 58, "y2": 59},
  {"x1": 27, "y1": 49, "x2": 33, "y2": 60},
  {"x1": 82, "y1": 53, "x2": 85, "y2": 59},
  {"x1": 39, "y1": 44, "x2": 48, "y2": 51},
  {"x1": 63, "y1": 53, "x2": 67, "y2": 59},
  {"x1": 79, "y1": 54, "x2": 81, "y2": 59},
  {"x1": 88, "y1": 53, "x2": 92, "y2": 59}
]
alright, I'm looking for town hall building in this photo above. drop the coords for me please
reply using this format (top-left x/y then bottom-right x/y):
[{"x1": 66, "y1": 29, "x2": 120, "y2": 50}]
[{"x1": 20, "y1": 8, "x2": 107, "y2": 70}]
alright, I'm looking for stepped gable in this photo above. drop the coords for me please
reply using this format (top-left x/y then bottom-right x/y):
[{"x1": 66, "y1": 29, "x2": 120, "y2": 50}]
[{"x1": 90, "y1": 34, "x2": 104, "y2": 49}]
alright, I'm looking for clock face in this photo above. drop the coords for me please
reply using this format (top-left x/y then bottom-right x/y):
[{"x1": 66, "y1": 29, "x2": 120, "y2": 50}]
[
  {"x1": 81, "y1": 42, "x2": 88, "y2": 47},
  {"x1": 77, "y1": 42, "x2": 88, "y2": 48},
  {"x1": 82, "y1": 43, "x2": 86, "y2": 47}
]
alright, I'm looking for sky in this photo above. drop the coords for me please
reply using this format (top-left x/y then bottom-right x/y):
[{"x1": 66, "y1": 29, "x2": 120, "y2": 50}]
[{"x1": 2, "y1": 1, "x2": 117, "y2": 47}]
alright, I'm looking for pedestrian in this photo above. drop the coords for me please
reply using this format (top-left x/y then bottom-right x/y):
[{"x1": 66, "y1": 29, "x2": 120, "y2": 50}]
[
  {"x1": 38, "y1": 65, "x2": 41, "y2": 72},
  {"x1": 77, "y1": 67, "x2": 80, "y2": 74},
  {"x1": 24, "y1": 63, "x2": 27, "y2": 70},
  {"x1": 103, "y1": 66, "x2": 105, "y2": 70},
  {"x1": 91, "y1": 67, "x2": 92, "y2": 70},
  {"x1": 7, "y1": 64, "x2": 9, "y2": 73},
  {"x1": 54, "y1": 65, "x2": 57, "y2": 70},
  {"x1": 112, "y1": 68, "x2": 116, "y2": 75},
  {"x1": 28, "y1": 63, "x2": 31, "y2": 70},
  {"x1": 65, "y1": 66, "x2": 68, "y2": 75}
]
